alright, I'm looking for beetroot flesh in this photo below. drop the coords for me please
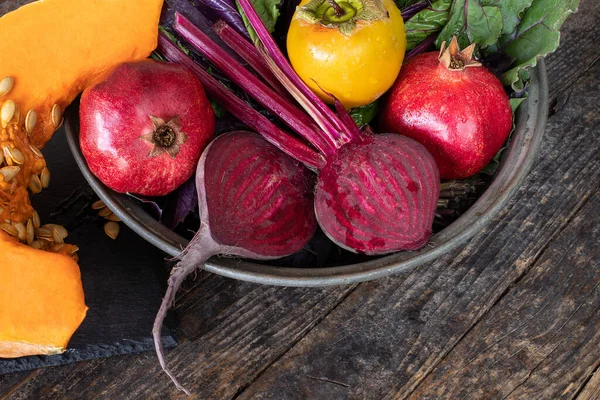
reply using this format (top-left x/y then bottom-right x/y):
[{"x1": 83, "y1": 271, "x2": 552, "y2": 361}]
[
  {"x1": 153, "y1": 131, "x2": 316, "y2": 393},
  {"x1": 316, "y1": 134, "x2": 440, "y2": 254},
  {"x1": 203, "y1": 131, "x2": 316, "y2": 255}
]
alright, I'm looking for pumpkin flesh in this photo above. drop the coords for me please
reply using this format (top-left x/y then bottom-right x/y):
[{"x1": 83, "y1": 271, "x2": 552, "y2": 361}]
[
  {"x1": 0, "y1": 232, "x2": 88, "y2": 358},
  {"x1": 0, "y1": 0, "x2": 163, "y2": 242},
  {"x1": 0, "y1": 0, "x2": 164, "y2": 148}
]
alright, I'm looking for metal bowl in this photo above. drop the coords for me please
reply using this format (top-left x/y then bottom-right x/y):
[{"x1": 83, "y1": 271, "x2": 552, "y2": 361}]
[{"x1": 65, "y1": 60, "x2": 548, "y2": 287}]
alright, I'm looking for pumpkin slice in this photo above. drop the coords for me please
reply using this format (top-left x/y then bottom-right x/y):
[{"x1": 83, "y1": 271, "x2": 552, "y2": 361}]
[
  {"x1": 0, "y1": 0, "x2": 164, "y2": 148},
  {"x1": 0, "y1": 231, "x2": 88, "y2": 358},
  {"x1": 0, "y1": 0, "x2": 162, "y2": 234}
]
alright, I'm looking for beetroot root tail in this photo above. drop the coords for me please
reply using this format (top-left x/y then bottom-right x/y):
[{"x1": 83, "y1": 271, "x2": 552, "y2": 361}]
[{"x1": 152, "y1": 262, "x2": 197, "y2": 395}]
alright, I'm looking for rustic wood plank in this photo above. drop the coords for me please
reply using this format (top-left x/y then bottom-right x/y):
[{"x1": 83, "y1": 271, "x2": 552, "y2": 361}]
[
  {"x1": 577, "y1": 366, "x2": 600, "y2": 400},
  {"x1": 408, "y1": 190, "x2": 600, "y2": 399},
  {"x1": 236, "y1": 30, "x2": 600, "y2": 400},
  {"x1": 546, "y1": 0, "x2": 600, "y2": 109}
]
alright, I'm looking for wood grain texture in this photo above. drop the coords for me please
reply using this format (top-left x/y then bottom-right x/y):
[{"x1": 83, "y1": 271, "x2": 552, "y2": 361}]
[
  {"x1": 2, "y1": 0, "x2": 600, "y2": 399},
  {"x1": 577, "y1": 367, "x2": 600, "y2": 400},
  {"x1": 545, "y1": 0, "x2": 600, "y2": 112},
  {"x1": 409, "y1": 190, "x2": 600, "y2": 399}
]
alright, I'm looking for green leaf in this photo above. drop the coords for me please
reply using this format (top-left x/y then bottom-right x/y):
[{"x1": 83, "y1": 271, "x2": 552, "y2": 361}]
[
  {"x1": 210, "y1": 100, "x2": 227, "y2": 119},
  {"x1": 404, "y1": 0, "x2": 451, "y2": 51},
  {"x1": 350, "y1": 101, "x2": 378, "y2": 126},
  {"x1": 150, "y1": 51, "x2": 166, "y2": 61},
  {"x1": 510, "y1": 97, "x2": 526, "y2": 114},
  {"x1": 237, "y1": 0, "x2": 282, "y2": 44},
  {"x1": 159, "y1": 26, "x2": 191, "y2": 56},
  {"x1": 500, "y1": 0, "x2": 579, "y2": 91},
  {"x1": 436, "y1": 0, "x2": 503, "y2": 50},
  {"x1": 497, "y1": 0, "x2": 534, "y2": 35}
]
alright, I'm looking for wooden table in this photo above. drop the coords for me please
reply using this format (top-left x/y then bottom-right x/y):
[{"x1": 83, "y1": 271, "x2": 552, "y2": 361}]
[{"x1": 1, "y1": 0, "x2": 599, "y2": 398}]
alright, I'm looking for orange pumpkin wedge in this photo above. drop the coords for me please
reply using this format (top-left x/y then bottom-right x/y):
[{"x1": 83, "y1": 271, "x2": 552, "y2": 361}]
[
  {"x1": 0, "y1": 231, "x2": 88, "y2": 358},
  {"x1": 1, "y1": 0, "x2": 162, "y2": 233},
  {"x1": 0, "y1": 0, "x2": 164, "y2": 148}
]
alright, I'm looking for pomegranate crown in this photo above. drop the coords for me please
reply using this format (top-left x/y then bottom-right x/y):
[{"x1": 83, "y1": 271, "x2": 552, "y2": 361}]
[{"x1": 438, "y1": 36, "x2": 482, "y2": 71}]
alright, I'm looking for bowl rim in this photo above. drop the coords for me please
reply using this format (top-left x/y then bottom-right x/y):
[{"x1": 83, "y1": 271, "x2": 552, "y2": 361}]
[{"x1": 65, "y1": 60, "x2": 548, "y2": 287}]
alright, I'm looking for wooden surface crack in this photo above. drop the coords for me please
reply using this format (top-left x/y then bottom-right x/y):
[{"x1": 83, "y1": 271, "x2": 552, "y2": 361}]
[
  {"x1": 305, "y1": 375, "x2": 350, "y2": 388},
  {"x1": 230, "y1": 284, "x2": 359, "y2": 400},
  {"x1": 550, "y1": 53, "x2": 600, "y2": 116}
]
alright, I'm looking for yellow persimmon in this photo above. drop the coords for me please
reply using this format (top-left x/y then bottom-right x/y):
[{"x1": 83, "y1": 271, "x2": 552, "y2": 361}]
[{"x1": 287, "y1": 0, "x2": 406, "y2": 108}]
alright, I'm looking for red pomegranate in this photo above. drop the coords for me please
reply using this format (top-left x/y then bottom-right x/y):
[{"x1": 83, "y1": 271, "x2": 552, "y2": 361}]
[
  {"x1": 79, "y1": 60, "x2": 215, "y2": 196},
  {"x1": 381, "y1": 37, "x2": 513, "y2": 179}
]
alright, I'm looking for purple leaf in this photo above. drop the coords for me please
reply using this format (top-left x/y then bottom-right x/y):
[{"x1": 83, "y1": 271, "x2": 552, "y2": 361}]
[
  {"x1": 192, "y1": 0, "x2": 250, "y2": 40},
  {"x1": 162, "y1": 0, "x2": 242, "y2": 60},
  {"x1": 127, "y1": 193, "x2": 163, "y2": 220},
  {"x1": 161, "y1": 176, "x2": 198, "y2": 230},
  {"x1": 401, "y1": 1, "x2": 430, "y2": 20}
]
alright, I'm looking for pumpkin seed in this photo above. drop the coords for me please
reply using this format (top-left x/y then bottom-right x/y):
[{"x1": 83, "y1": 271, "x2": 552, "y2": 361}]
[
  {"x1": 7, "y1": 147, "x2": 24, "y2": 165},
  {"x1": 104, "y1": 221, "x2": 119, "y2": 240},
  {"x1": 25, "y1": 109, "x2": 37, "y2": 135},
  {"x1": 35, "y1": 227, "x2": 53, "y2": 239},
  {"x1": 30, "y1": 240, "x2": 42, "y2": 250},
  {"x1": 52, "y1": 229, "x2": 64, "y2": 244},
  {"x1": 105, "y1": 213, "x2": 121, "y2": 222},
  {"x1": 91, "y1": 200, "x2": 106, "y2": 210},
  {"x1": 98, "y1": 207, "x2": 113, "y2": 218},
  {"x1": 14, "y1": 222, "x2": 26, "y2": 242},
  {"x1": 26, "y1": 219, "x2": 34, "y2": 245},
  {"x1": 0, "y1": 222, "x2": 18, "y2": 237},
  {"x1": 0, "y1": 77, "x2": 14, "y2": 97},
  {"x1": 13, "y1": 104, "x2": 20, "y2": 123},
  {"x1": 2, "y1": 146, "x2": 12, "y2": 166},
  {"x1": 40, "y1": 167, "x2": 50, "y2": 188},
  {"x1": 44, "y1": 223, "x2": 68, "y2": 239},
  {"x1": 0, "y1": 166, "x2": 20, "y2": 182},
  {"x1": 29, "y1": 174, "x2": 42, "y2": 194},
  {"x1": 9, "y1": 180, "x2": 17, "y2": 195},
  {"x1": 32, "y1": 210, "x2": 40, "y2": 228},
  {"x1": 1, "y1": 100, "x2": 16, "y2": 128},
  {"x1": 51, "y1": 104, "x2": 63, "y2": 129},
  {"x1": 29, "y1": 143, "x2": 43, "y2": 158}
]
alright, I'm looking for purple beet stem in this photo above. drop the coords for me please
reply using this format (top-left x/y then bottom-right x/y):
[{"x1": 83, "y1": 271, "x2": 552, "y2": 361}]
[
  {"x1": 152, "y1": 232, "x2": 222, "y2": 395},
  {"x1": 213, "y1": 20, "x2": 291, "y2": 99},
  {"x1": 235, "y1": 0, "x2": 360, "y2": 148},
  {"x1": 174, "y1": 13, "x2": 336, "y2": 158},
  {"x1": 157, "y1": 32, "x2": 326, "y2": 170}
]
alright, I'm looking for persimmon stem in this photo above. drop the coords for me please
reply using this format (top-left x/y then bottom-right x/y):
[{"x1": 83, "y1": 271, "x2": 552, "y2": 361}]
[{"x1": 328, "y1": 0, "x2": 346, "y2": 17}]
